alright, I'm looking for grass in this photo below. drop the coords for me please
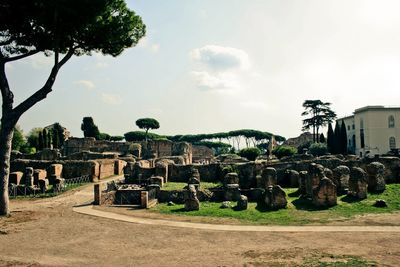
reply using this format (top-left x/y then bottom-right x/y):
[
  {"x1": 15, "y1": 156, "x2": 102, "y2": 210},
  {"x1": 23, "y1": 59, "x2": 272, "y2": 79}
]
[
  {"x1": 162, "y1": 181, "x2": 222, "y2": 191},
  {"x1": 152, "y1": 184, "x2": 400, "y2": 225}
]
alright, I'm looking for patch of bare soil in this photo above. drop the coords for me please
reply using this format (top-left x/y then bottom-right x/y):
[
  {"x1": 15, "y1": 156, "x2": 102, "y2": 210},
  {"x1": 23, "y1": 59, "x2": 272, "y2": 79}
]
[{"x1": 1, "y1": 184, "x2": 400, "y2": 266}]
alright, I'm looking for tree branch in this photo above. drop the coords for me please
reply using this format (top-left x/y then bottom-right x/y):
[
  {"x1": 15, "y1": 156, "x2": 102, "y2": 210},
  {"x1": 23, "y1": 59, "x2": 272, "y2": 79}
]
[
  {"x1": 12, "y1": 48, "x2": 75, "y2": 119},
  {"x1": 0, "y1": 62, "x2": 13, "y2": 114},
  {"x1": 4, "y1": 50, "x2": 39, "y2": 62}
]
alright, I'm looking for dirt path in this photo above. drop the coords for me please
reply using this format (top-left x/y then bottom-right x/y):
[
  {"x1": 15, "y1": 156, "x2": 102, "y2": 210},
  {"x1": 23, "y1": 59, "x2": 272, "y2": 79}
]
[{"x1": 1, "y1": 179, "x2": 400, "y2": 267}]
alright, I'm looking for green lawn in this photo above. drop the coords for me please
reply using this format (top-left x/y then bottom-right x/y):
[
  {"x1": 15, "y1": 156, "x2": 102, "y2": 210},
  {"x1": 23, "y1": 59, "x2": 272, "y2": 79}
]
[
  {"x1": 152, "y1": 184, "x2": 400, "y2": 225},
  {"x1": 162, "y1": 181, "x2": 222, "y2": 191}
]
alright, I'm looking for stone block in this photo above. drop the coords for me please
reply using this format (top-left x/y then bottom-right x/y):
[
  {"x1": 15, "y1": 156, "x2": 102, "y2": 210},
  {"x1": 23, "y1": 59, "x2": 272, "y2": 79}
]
[
  {"x1": 236, "y1": 195, "x2": 248, "y2": 210},
  {"x1": 224, "y1": 184, "x2": 241, "y2": 201},
  {"x1": 9, "y1": 172, "x2": 23, "y2": 185},
  {"x1": 366, "y1": 162, "x2": 386, "y2": 192},
  {"x1": 312, "y1": 177, "x2": 337, "y2": 207},
  {"x1": 33, "y1": 169, "x2": 47, "y2": 185},
  {"x1": 149, "y1": 176, "x2": 164, "y2": 187},
  {"x1": 25, "y1": 167, "x2": 34, "y2": 187},
  {"x1": 332, "y1": 165, "x2": 350, "y2": 194},
  {"x1": 184, "y1": 184, "x2": 200, "y2": 211},
  {"x1": 48, "y1": 164, "x2": 63, "y2": 179},
  {"x1": 224, "y1": 173, "x2": 239, "y2": 186},
  {"x1": 38, "y1": 179, "x2": 49, "y2": 193},
  {"x1": 260, "y1": 167, "x2": 277, "y2": 189},
  {"x1": 264, "y1": 185, "x2": 287, "y2": 210},
  {"x1": 348, "y1": 167, "x2": 368, "y2": 199}
]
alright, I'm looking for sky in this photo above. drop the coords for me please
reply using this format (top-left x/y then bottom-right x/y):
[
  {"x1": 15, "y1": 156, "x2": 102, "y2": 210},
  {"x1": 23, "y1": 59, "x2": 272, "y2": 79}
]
[{"x1": 5, "y1": 0, "x2": 400, "y2": 139}]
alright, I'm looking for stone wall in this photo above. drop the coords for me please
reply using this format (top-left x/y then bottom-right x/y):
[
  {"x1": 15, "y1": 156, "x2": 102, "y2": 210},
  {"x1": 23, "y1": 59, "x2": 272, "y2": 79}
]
[
  {"x1": 63, "y1": 137, "x2": 141, "y2": 157},
  {"x1": 11, "y1": 159, "x2": 125, "y2": 181},
  {"x1": 192, "y1": 145, "x2": 214, "y2": 163}
]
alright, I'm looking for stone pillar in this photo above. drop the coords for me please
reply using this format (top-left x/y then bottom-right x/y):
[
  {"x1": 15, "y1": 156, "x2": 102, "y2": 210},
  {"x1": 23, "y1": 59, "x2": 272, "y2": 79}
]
[
  {"x1": 260, "y1": 167, "x2": 277, "y2": 189},
  {"x1": 94, "y1": 184, "x2": 101, "y2": 205},
  {"x1": 141, "y1": 191, "x2": 149, "y2": 209},
  {"x1": 349, "y1": 167, "x2": 368, "y2": 199},
  {"x1": 312, "y1": 177, "x2": 337, "y2": 207},
  {"x1": 366, "y1": 162, "x2": 386, "y2": 193},
  {"x1": 333, "y1": 165, "x2": 350, "y2": 195},
  {"x1": 264, "y1": 185, "x2": 287, "y2": 210},
  {"x1": 25, "y1": 167, "x2": 34, "y2": 187}
]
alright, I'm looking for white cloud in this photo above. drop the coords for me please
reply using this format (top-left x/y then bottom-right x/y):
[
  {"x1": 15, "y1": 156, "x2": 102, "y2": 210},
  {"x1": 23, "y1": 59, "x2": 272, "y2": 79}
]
[
  {"x1": 137, "y1": 36, "x2": 160, "y2": 53},
  {"x1": 74, "y1": 80, "x2": 95, "y2": 90},
  {"x1": 240, "y1": 101, "x2": 269, "y2": 111},
  {"x1": 191, "y1": 71, "x2": 240, "y2": 93},
  {"x1": 191, "y1": 45, "x2": 250, "y2": 71},
  {"x1": 29, "y1": 54, "x2": 53, "y2": 69},
  {"x1": 101, "y1": 93, "x2": 122, "y2": 105}
]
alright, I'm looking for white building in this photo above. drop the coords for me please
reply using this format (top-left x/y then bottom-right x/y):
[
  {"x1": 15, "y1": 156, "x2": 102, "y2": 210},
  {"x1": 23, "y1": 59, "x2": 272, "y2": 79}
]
[{"x1": 338, "y1": 106, "x2": 400, "y2": 157}]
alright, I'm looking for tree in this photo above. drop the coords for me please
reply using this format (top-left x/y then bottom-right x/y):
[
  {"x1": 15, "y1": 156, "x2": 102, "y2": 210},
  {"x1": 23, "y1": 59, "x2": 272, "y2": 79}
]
[
  {"x1": 333, "y1": 121, "x2": 341, "y2": 154},
  {"x1": 110, "y1": 136, "x2": 124, "y2": 142},
  {"x1": 124, "y1": 131, "x2": 164, "y2": 142},
  {"x1": 319, "y1": 133, "x2": 326, "y2": 143},
  {"x1": 302, "y1": 100, "x2": 336, "y2": 143},
  {"x1": 272, "y1": 146, "x2": 297, "y2": 159},
  {"x1": 81, "y1": 117, "x2": 100, "y2": 140},
  {"x1": 0, "y1": 0, "x2": 145, "y2": 215},
  {"x1": 135, "y1": 118, "x2": 160, "y2": 141},
  {"x1": 11, "y1": 125, "x2": 26, "y2": 151},
  {"x1": 327, "y1": 123, "x2": 335, "y2": 154},
  {"x1": 42, "y1": 129, "x2": 48, "y2": 149},
  {"x1": 239, "y1": 147, "x2": 261, "y2": 161},
  {"x1": 27, "y1": 127, "x2": 43, "y2": 151}
]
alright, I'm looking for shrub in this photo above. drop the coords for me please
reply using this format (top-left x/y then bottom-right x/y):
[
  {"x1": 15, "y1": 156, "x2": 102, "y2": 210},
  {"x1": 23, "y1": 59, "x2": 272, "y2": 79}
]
[
  {"x1": 239, "y1": 147, "x2": 261, "y2": 161},
  {"x1": 272, "y1": 145, "x2": 297, "y2": 159},
  {"x1": 308, "y1": 143, "x2": 328, "y2": 157},
  {"x1": 297, "y1": 141, "x2": 312, "y2": 154}
]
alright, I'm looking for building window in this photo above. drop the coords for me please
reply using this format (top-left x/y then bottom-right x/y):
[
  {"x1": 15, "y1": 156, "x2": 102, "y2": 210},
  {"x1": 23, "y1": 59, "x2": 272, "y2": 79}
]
[
  {"x1": 352, "y1": 124, "x2": 355, "y2": 130},
  {"x1": 390, "y1": 137, "x2": 396, "y2": 150},
  {"x1": 348, "y1": 139, "x2": 352, "y2": 147},
  {"x1": 347, "y1": 125, "x2": 350, "y2": 131},
  {"x1": 388, "y1": 115, "x2": 395, "y2": 128},
  {"x1": 360, "y1": 118, "x2": 364, "y2": 129},
  {"x1": 360, "y1": 129, "x2": 365, "y2": 148}
]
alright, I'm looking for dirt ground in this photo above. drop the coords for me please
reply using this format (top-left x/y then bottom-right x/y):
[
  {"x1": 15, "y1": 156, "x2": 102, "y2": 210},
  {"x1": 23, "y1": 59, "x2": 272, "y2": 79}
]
[{"x1": 1, "y1": 184, "x2": 400, "y2": 267}]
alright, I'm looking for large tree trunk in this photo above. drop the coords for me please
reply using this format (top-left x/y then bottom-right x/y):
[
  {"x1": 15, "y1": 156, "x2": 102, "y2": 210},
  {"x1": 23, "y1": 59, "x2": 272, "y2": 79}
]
[{"x1": 0, "y1": 121, "x2": 15, "y2": 216}]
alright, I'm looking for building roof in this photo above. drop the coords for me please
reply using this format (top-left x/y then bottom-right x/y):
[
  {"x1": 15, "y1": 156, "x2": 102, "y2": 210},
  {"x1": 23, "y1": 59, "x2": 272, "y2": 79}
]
[{"x1": 338, "y1": 105, "x2": 400, "y2": 121}]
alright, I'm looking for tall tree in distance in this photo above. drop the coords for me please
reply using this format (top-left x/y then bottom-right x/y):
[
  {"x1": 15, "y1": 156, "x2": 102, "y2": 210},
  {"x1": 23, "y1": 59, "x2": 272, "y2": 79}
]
[
  {"x1": 42, "y1": 129, "x2": 48, "y2": 149},
  {"x1": 302, "y1": 100, "x2": 337, "y2": 143},
  {"x1": 333, "y1": 121, "x2": 341, "y2": 154},
  {"x1": 0, "y1": 0, "x2": 146, "y2": 215},
  {"x1": 81, "y1": 117, "x2": 101, "y2": 140},
  {"x1": 327, "y1": 123, "x2": 335, "y2": 154},
  {"x1": 38, "y1": 131, "x2": 44, "y2": 151},
  {"x1": 135, "y1": 118, "x2": 160, "y2": 141}
]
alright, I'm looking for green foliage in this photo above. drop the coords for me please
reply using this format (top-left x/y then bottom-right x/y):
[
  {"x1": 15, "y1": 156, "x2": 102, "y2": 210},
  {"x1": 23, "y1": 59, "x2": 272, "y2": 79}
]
[
  {"x1": 319, "y1": 133, "x2": 326, "y2": 143},
  {"x1": 26, "y1": 127, "x2": 42, "y2": 151},
  {"x1": 154, "y1": 184, "x2": 400, "y2": 225},
  {"x1": 42, "y1": 128, "x2": 48, "y2": 149},
  {"x1": 163, "y1": 182, "x2": 222, "y2": 191},
  {"x1": 308, "y1": 143, "x2": 328, "y2": 156},
  {"x1": 11, "y1": 125, "x2": 26, "y2": 151},
  {"x1": 110, "y1": 136, "x2": 124, "y2": 142},
  {"x1": 340, "y1": 120, "x2": 348, "y2": 154},
  {"x1": 81, "y1": 117, "x2": 100, "y2": 140},
  {"x1": 272, "y1": 145, "x2": 297, "y2": 159},
  {"x1": 124, "y1": 131, "x2": 164, "y2": 142},
  {"x1": 0, "y1": 0, "x2": 146, "y2": 58},
  {"x1": 302, "y1": 100, "x2": 336, "y2": 142},
  {"x1": 135, "y1": 118, "x2": 160, "y2": 131},
  {"x1": 239, "y1": 147, "x2": 261, "y2": 161},
  {"x1": 135, "y1": 118, "x2": 160, "y2": 141},
  {"x1": 98, "y1": 132, "x2": 111, "y2": 141},
  {"x1": 297, "y1": 141, "x2": 312, "y2": 154}
]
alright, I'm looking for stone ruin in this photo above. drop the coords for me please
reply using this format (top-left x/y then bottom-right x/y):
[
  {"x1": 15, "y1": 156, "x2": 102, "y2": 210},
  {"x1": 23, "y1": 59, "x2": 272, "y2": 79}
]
[
  {"x1": 184, "y1": 184, "x2": 200, "y2": 211},
  {"x1": 349, "y1": 167, "x2": 368, "y2": 199},
  {"x1": 366, "y1": 162, "x2": 386, "y2": 193},
  {"x1": 332, "y1": 165, "x2": 350, "y2": 195}
]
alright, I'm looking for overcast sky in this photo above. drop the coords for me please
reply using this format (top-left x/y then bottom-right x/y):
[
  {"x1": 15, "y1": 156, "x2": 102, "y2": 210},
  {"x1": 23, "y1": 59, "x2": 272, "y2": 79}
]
[{"x1": 6, "y1": 0, "x2": 400, "y2": 139}]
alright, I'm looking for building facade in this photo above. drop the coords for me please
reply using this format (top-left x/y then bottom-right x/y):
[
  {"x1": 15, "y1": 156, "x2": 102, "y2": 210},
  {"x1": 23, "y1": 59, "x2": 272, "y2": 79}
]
[{"x1": 338, "y1": 106, "x2": 400, "y2": 157}]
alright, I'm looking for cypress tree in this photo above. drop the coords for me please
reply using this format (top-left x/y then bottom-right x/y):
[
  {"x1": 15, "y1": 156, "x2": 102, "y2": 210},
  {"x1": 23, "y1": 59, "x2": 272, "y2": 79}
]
[
  {"x1": 52, "y1": 128, "x2": 59, "y2": 149},
  {"x1": 340, "y1": 120, "x2": 348, "y2": 154},
  {"x1": 42, "y1": 129, "x2": 48, "y2": 149},
  {"x1": 38, "y1": 131, "x2": 44, "y2": 151},
  {"x1": 47, "y1": 131, "x2": 52, "y2": 148},
  {"x1": 319, "y1": 133, "x2": 326, "y2": 143},
  {"x1": 327, "y1": 123, "x2": 334, "y2": 153},
  {"x1": 333, "y1": 121, "x2": 341, "y2": 154}
]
